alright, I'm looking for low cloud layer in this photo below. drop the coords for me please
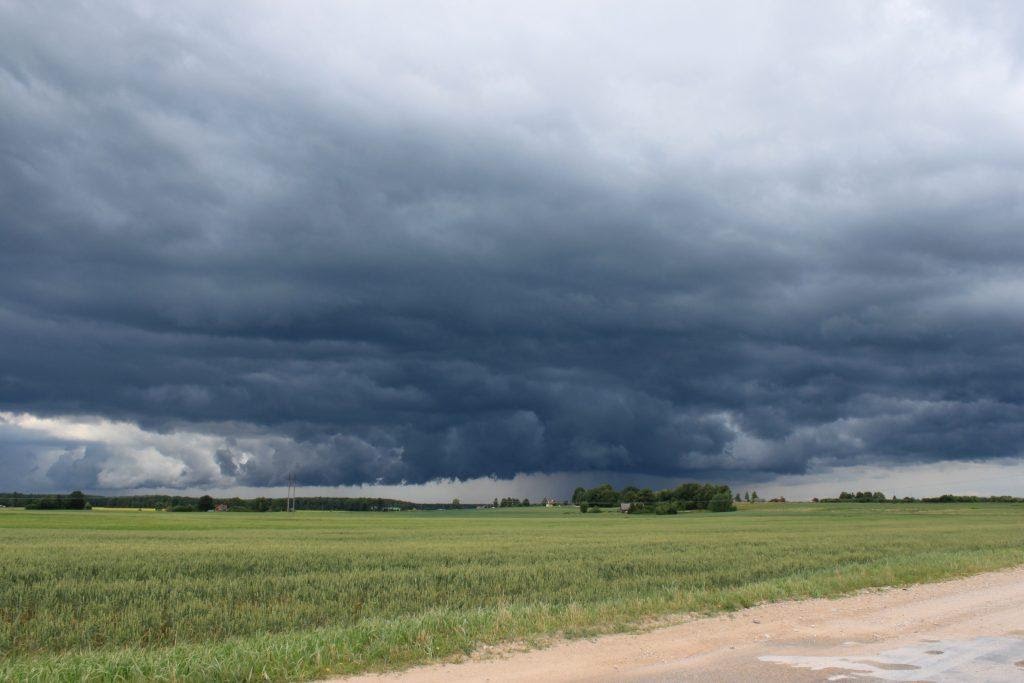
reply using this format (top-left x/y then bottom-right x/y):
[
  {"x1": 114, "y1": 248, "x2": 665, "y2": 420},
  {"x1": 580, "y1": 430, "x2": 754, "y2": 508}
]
[{"x1": 2, "y1": 2, "x2": 1024, "y2": 494}]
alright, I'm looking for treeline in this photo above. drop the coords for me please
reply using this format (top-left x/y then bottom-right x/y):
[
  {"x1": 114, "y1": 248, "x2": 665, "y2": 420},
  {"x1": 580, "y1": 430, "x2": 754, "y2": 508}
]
[
  {"x1": 826, "y1": 491, "x2": 889, "y2": 502},
  {"x1": 0, "y1": 492, "x2": 462, "y2": 512},
  {"x1": 921, "y1": 494, "x2": 1024, "y2": 503},
  {"x1": 817, "y1": 491, "x2": 1024, "y2": 503},
  {"x1": 572, "y1": 482, "x2": 736, "y2": 513},
  {"x1": 494, "y1": 497, "x2": 530, "y2": 507},
  {"x1": 17, "y1": 491, "x2": 90, "y2": 510}
]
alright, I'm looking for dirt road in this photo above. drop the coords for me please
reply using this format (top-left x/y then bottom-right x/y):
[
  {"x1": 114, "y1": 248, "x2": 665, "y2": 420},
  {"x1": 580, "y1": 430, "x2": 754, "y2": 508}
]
[{"x1": 338, "y1": 566, "x2": 1024, "y2": 682}]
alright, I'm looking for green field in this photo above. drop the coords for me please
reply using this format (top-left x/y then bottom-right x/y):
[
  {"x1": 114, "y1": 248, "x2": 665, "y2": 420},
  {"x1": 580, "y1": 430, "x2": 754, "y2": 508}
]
[{"x1": 1, "y1": 504, "x2": 1022, "y2": 682}]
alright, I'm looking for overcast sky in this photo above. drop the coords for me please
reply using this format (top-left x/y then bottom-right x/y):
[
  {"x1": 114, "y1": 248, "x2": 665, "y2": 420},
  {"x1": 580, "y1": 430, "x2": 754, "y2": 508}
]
[{"x1": 2, "y1": 1, "x2": 1024, "y2": 501}]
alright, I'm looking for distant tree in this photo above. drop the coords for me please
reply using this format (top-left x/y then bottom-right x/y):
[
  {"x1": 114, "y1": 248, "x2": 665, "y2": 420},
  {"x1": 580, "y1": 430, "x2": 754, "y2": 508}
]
[
  {"x1": 636, "y1": 488, "x2": 655, "y2": 503},
  {"x1": 451, "y1": 498, "x2": 460, "y2": 507},
  {"x1": 708, "y1": 492, "x2": 737, "y2": 512},
  {"x1": 572, "y1": 487, "x2": 586, "y2": 505},
  {"x1": 734, "y1": 493, "x2": 741, "y2": 502},
  {"x1": 750, "y1": 491, "x2": 759, "y2": 502},
  {"x1": 829, "y1": 491, "x2": 892, "y2": 503},
  {"x1": 197, "y1": 495, "x2": 214, "y2": 512},
  {"x1": 744, "y1": 491, "x2": 750, "y2": 502},
  {"x1": 493, "y1": 498, "x2": 499, "y2": 508},
  {"x1": 522, "y1": 498, "x2": 530, "y2": 507},
  {"x1": 579, "y1": 502, "x2": 589, "y2": 513},
  {"x1": 581, "y1": 484, "x2": 619, "y2": 506},
  {"x1": 67, "y1": 490, "x2": 87, "y2": 510}
]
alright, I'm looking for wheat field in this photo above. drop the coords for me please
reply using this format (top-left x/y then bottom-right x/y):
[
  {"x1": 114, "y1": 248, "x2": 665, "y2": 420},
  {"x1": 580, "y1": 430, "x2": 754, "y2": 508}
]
[{"x1": 1, "y1": 503, "x2": 1022, "y2": 681}]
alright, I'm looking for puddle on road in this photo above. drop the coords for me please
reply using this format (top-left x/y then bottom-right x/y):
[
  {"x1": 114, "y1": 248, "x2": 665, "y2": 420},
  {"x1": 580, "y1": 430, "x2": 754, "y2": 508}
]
[{"x1": 760, "y1": 636, "x2": 1024, "y2": 681}]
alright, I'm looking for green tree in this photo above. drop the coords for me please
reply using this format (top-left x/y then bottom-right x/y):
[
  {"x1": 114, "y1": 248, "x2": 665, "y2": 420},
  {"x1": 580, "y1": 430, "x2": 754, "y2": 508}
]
[
  {"x1": 67, "y1": 490, "x2": 87, "y2": 510},
  {"x1": 571, "y1": 487, "x2": 586, "y2": 505},
  {"x1": 708, "y1": 492, "x2": 737, "y2": 512},
  {"x1": 583, "y1": 484, "x2": 619, "y2": 506},
  {"x1": 636, "y1": 488, "x2": 655, "y2": 503},
  {"x1": 451, "y1": 498, "x2": 460, "y2": 508},
  {"x1": 197, "y1": 495, "x2": 214, "y2": 512}
]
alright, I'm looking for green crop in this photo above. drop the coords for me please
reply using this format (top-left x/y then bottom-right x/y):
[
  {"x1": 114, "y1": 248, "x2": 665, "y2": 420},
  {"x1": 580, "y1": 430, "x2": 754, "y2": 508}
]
[{"x1": 1, "y1": 503, "x2": 1021, "y2": 681}]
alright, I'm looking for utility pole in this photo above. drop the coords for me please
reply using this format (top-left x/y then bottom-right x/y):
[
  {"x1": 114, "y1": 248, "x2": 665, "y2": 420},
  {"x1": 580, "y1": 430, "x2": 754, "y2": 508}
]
[{"x1": 286, "y1": 472, "x2": 297, "y2": 512}]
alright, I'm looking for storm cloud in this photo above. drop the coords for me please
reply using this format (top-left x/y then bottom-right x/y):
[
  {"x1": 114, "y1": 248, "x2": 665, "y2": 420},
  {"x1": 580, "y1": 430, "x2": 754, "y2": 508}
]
[{"x1": 2, "y1": 1, "x2": 1024, "y2": 494}]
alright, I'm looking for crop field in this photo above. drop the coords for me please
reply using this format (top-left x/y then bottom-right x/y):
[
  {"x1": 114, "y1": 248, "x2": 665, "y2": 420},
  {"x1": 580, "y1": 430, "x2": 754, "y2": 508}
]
[{"x1": 1, "y1": 504, "x2": 1022, "y2": 682}]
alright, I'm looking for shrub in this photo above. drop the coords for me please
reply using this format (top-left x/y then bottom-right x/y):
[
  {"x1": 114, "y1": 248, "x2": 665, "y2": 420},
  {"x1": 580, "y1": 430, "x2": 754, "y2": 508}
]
[
  {"x1": 708, "y1": 493, "x2": 737, "y2": 512},
  {"x1": 579, "y1": 503, "x2": 589, "y2": 513},
  {"x1": 654, "y1": 502, "x2": 678, "y2": 515}
]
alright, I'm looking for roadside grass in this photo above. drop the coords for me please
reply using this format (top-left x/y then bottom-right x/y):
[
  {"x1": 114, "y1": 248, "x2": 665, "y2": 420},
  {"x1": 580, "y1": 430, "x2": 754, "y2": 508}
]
[{"x1": 1, "y1": 503, "x2": 1021, "y2": 681}]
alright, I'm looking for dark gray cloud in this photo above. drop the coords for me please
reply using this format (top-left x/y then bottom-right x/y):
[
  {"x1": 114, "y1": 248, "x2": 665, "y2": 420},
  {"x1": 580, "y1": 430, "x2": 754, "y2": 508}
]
[{"x1": 2, "y1": 1, "x2": 1024, "y2": 492}]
